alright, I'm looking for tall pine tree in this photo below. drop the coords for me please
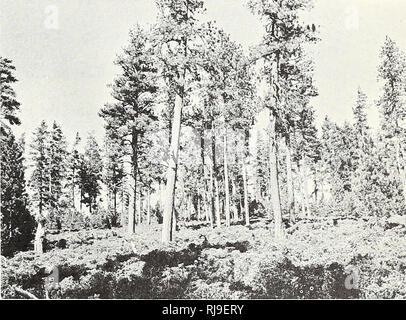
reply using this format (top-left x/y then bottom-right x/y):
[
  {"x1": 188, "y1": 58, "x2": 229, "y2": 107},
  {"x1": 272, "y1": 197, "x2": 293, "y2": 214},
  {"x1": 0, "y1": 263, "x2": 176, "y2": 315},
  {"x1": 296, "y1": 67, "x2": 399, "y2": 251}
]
[
  {"x1": 1, "y1": 133, "x2": 34, "y2": 257},
  {"x1": 100, "y1": 25, "x2": 158, "y2": 234}
]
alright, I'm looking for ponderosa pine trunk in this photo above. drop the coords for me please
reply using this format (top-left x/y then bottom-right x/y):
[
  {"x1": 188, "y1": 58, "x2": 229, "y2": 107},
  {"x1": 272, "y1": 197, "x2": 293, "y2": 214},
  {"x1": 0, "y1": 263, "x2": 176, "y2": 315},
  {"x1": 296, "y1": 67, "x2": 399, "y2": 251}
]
[
  {"x1": 172, "y1": 208, "x2": 178, "y2": 232},
  {"x1": 223, "y1": 130, "x2": 231, "y2": 227},
  {"x1": 395, "y1": 137, "x2": 406, "y2": 206},
  {"x1": 314, "y1": 177, "x2": 318, "y2": 204},
  {"x1": 285, "y1": 137, "x2": 295, "y2": 224},
  {"x1": 80, "y1": 189, "x2": 83, "y2": 212},
  {"x1": 128, "y1": 127, "x2": 137, "y2": 235},
  {"x1": 269, "y1": 113, "x2": 283, "y2": 240},
  {"x1": 299, "y1": 159, "x2": 311, "y2": 218},
  {"x1": 205, "y1": 197, "x2": 210, "y2": 224},
  {"x1": 200, "y1": 130, "x2": 210, "y2": 224},
  {"x1": 215, "y1": 178, "x2": 221, "y2": 227},
  {"x1": 400, "y1": 165, "x2": 406, "y2": 206},
  {"x1": 113, "y1": 191, "x2": 117, "y2": 226},
  {"x1": 162, "y1": 92, "x2": 183, "y2": 243},
  {"x1": 72, "y1": 166, "x2": 76, "y2": 211},
  {"x1": 121, "y1": 186, "x2": 126, "y2": 227},
  {"x1": 197, "y1": 197, "x2": 201, "y2": 220},
  {"x1": 242, "y1": 163, "x2": 249, "y2": 226},
  {"x1": 209, "y1": 160, "x2": 215, "y2": 228},
  {"x1": 34, "y1": 220, "x2": 45, "y2": 254},
  {"x1": 137, "y1": 191, "x2": 142, "y2": 225},
  {"x1": 297, "y1": 159, "x2": 304, "y2": 218},
  {"x1": 187, "y1": 194, "x2": 191, "y2": 221},
  {"x1": 231, "y1": 178, "x2": 238, "y2": 222},
  {"x1": 211, "y1": 126, "x2": 220, "y2": 227},
  {"x1": 147, "y1": 188, "x2": 151, "y2": 225},
  {"x1": 243, "y1": 129, "x2": 250, "y2": 226}
]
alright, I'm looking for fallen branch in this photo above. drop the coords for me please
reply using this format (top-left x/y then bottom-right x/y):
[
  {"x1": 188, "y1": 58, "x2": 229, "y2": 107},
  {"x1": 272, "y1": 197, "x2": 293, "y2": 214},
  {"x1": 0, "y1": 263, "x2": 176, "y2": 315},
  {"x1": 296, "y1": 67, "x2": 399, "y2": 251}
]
[{"x1": 14, "y1": 286, "x2": 39, "y2": 300}]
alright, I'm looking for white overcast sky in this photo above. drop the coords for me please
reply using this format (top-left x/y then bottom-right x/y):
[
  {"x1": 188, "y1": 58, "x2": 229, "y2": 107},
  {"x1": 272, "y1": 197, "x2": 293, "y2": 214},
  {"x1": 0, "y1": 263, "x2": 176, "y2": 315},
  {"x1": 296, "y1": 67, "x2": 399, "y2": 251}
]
[{"x1": 1, "y1": 0, "x2": 406, "y2": 144}]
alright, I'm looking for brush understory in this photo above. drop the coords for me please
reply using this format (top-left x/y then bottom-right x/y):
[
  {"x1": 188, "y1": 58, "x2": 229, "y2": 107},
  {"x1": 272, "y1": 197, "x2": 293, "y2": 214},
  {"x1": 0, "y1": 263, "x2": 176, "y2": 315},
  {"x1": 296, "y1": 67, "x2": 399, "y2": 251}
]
[{"x1": 2, "y1": 217, "x2": 406, "y2": 299}]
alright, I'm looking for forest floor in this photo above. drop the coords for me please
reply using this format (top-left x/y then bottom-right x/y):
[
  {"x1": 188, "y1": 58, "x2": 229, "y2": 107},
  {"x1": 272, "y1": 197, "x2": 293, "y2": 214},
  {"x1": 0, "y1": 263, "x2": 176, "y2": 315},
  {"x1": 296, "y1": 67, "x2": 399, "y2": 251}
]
[{"x1": 2, "y1": 216, "x2": 406, "y2": 299}]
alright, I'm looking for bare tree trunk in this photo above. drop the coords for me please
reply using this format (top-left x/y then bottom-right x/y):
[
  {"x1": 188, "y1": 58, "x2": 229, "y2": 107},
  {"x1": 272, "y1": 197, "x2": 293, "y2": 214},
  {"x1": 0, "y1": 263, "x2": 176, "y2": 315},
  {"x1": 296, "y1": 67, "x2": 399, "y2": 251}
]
[
  {"x1": 70, "y1": 177, "x2": 76, "y2": 231},
  {"x1": 238, "y1": 198, "x2": 241, "y2": 216},
  {"x1": 269, "y1": 113, "x2": 283, "y2": 240},
  {"x1": 137, "y1": 190, "x2": 142, "y2": 225},
  {"x1": 304, "y1": 183, "x2": 310, "y2": 218},
  {"x1": 34, "y1": 221, "x2": 45, "y2": 254},
  {"x1": 121, "y1": 187, "x2": 126, "y2": 227},
  {"x1": 209, "y1": 161, "x2": 214, "y2": 228},
  {"x1": 231, "y1": 178, "x2": 238, "y2": 223},
  {"x1": 223, "y1": 130, "x2": 231, "y2": 227},
  {"x1": 197, "y1": 197, "x2": 201, "y2": 220},
  {"x1": 215, "y1": 178, "x2": 221, "y2": 227},
  {"x1": 204, "y1": 192, "x2": 210, "y2": 224},
  {"x1": 401, "y1": 168, "x2": 406, "y2": 206},
  {"x1": 243, "y1": 129, "x2": 250, "y2": 226},
  {"x1": 159, "y1": 182, "x2": 164, "y2": 210},
  {"x1": 146, "y1": 188, "x2": 151, "y2": 225},
  {"x1": 297, "y1": 160, "x2": 305, "y2": 218},
  {"x1": 300, "y1": 159, "x2": 311, "y2": 218},
  {"x1": 187, "y1": 194, "x2": 192, "y2": 221},
  {"x1": 395, "y1": 138, "x2": 406, "y2": 205},
  {"x1": 128, "y1": 127, "x2": 138, "y2": 235},
  {"x1": 162, "y1": 92, "x2": 183, "y2": 243},
  {"x1": 113, "y1": 191, "x2": 117, "y2": 226},
  {"x1": 314, "y1": 176, "x2": 318, "y2": 204},
  {"x1": 72, "y1": 167, "x2": 76, "y2": 210},
  {"x1": 285, "y1": 137, "x2": 296, "y2": 224},
  {"x1": 211, "y1": 126, "x2": 220, "y2": 227},
  {"x1": 172, "y1": 208, "x2": 178, "y2": 233},
  {"x1": 242, "y1": 163, "x2": 249, "y2": 226},
  {"x1": 253, "y1": 131, "x2": 260, "y2": 203},
  {"x1": 199, "y1": 130, "x2": 208, "y2": 223}
]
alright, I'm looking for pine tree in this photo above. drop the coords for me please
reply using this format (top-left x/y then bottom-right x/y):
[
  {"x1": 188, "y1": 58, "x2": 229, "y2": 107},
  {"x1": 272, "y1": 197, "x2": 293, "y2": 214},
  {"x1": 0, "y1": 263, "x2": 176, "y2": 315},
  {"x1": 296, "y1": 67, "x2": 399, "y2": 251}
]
[
  {"x1": 29, "y1": 121, "x2": 51, "y2": 217},
  {"x1": 103, "y1": 128, "x2": 126, "y2": 226},
  {"x1": 199, "y1": 23, "x2": 239, "y2": 227},
  {"x1": 29, "y1": 121, "x2": 52, "y2": 254},
  {"x1": 292, "y1": 104, "x2": 320, "y2": 218},
  {"x1": 1, "y1": 133, "x2": 35, "y2": 257},
  {"x1": 350, "y1": 89, "x2": 380, "y2": 215},
  {"x1": 279, "y1": 49, "x2": 318, "y2": 221},
  {"x1": 0, "y1": 57, "x2": 21, "y2": 137},
  {"x1": 152, "y1": 0, "x2": 205, "y2": 243},
  {"x1": 48, "y1": 121, "x2": 68, "y2": 226},
  {"x1": 320, "y1": 117, "x2": 355, "y2": 201},
  {"x1": 66, "y1": 132, "x2": 82, "y2": 211},
  {"x1": 377, "y1": 37, "x2": 406, "y2": 206},
  {"x1": 100, "y1": 25, "x2": 158, "y2": 234},
  {"x1": 193, "y1": 22, "x2": 224, "y2": 228},
  {"x1": 255, "y1": 129, "x2": 270, "y2": 203},
  {"x1": 79, "y1": 134, "x2": 103, "y2": 213},
  {"x1": 378, "y1": 37, "x2": 406, "y2": 132},
  {"x1": 353, "y1": 88, "x2": 369, "y2": 138},
  {"x1": 248, "y1": 0, "x2": 318, "y2": 240},
  {"x1": 351, "y1": 88, "x2": 372, "y2": 176},
  {"x1": 1, "y1": 57, "x2": 35, "y2": 257}
]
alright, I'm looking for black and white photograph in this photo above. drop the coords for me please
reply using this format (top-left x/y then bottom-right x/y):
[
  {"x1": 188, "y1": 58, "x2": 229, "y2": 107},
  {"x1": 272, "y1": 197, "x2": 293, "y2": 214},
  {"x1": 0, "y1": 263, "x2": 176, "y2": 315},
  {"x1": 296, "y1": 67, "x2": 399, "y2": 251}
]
[{"x1": 1, "y1": 0, "x2": 406, "y2": 304}]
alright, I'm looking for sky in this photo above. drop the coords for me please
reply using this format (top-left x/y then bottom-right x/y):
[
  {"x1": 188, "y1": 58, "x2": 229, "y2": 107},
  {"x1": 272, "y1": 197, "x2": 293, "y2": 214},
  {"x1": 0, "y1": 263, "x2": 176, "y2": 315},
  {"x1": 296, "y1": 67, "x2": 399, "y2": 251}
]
[{"x1": 1, "y1": 0, "x2": 406, "y2": 145}]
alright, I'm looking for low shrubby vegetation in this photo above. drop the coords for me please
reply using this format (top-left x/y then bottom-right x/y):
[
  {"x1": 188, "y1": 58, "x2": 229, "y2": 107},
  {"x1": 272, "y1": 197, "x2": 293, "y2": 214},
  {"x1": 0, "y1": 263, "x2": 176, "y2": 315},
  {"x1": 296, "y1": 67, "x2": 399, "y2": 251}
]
[{"x1": 2, "y1": 216, "x2": 405, "y2": 299}]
